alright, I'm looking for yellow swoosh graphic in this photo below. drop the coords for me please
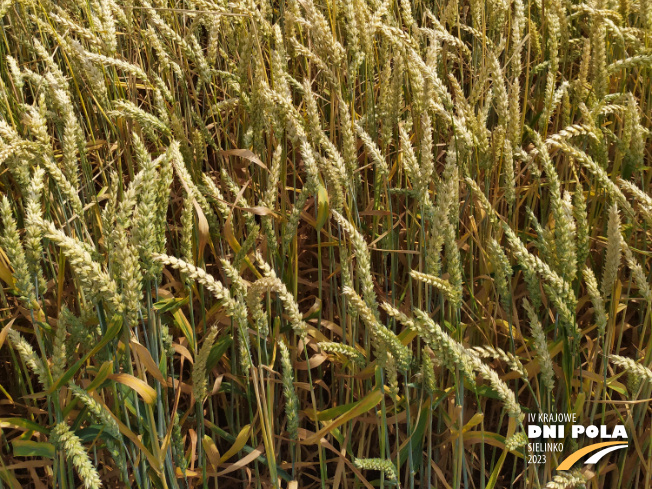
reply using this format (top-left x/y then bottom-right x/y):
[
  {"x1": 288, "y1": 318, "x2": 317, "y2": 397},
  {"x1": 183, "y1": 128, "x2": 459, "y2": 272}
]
[{"x1": 556, "y1": 441, "x2": 628, "y2": 471}]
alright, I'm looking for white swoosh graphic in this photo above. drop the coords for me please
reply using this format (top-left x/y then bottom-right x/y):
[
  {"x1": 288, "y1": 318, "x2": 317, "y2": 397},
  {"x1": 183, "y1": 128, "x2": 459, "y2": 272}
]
[{"x1": 584, "y1": 444, "x2": 628, "y2": 464}]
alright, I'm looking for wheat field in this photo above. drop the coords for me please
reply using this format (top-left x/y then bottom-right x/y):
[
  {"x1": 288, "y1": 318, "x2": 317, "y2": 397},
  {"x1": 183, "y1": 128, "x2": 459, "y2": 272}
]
[{"x1": 0, "y1": 0, "x2": 651, "y2": 488}]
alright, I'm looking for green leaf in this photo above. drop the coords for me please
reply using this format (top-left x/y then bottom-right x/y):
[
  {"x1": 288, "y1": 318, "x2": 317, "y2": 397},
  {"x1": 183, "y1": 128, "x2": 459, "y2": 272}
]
[
  {"x1": 0, "y1": 467, "x2": 21, "y2": 489},
  {"x1": 398, "y1": 398, "x2": 431, "y2": 471},
  {"x1": 173, "y1": 309, "x2": 195, "y2": 352},
  {"x1": 86, "y1": 361, "x2": 114, "y2": 392},
  {"x1": 206, "y1": 336, "x2": 233, "y2": 372},
  {"x1": 153, "y1": 296, "x2": 189, "y2": 315},
  {"x1": 486, "y1": 449, "x2": 508, "y2": 489},
  {"x1": 304, "y1": 388, "x2": 383, "y2": 444},
  {"x1": 12, "y1": 440, "x2": 55, "y2": 458},
  {"x1": 313, "y1": 400, "x2": 359, "y2": 421},
  {"x1": 608, "y1": 377, "x2": 628, "y2": 396},
  {"x1": 36, "y1": 320, "x2": 53, "y2": 334},
  {"x1": 0, "y1": 417, "x2": 49, "y2": 434}
]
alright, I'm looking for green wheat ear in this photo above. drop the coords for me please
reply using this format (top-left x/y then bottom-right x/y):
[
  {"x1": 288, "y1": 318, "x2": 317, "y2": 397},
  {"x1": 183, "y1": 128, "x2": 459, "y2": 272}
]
[
  {"x1": 51, "y1": 422, "x2": 102, "y2": 489},
  {"x1": 353, "y1": 458, "x2": 398, "y2": 481},
  {"x1": 420, "y1": 348, "x2": 437, "y2": 395},
  {"x1": 602, "y1": 203, "x2": 622, "y2": 297},
  {"x1": 543, "y1": 469, "x2": 587, "y2": 489},
  {"x1": 7, "y1": 329, "x2": 50, "y2": 389},
  {"x1": 523, "y1": 298, "x2": 555, "y2": 394},
  {"x1": 505, "y1": 431, "x2": 528, "y2": 451},
  {"x1": 279, "y1": 339, "x2": 299, "y2": 440},
  {"x1": 68, "y1": 383, "x2": 120, "y2": 439},
  {"x1": 0, "y1": 196, "x2": 35, "y2": 305},
  {"x1": 192, "y1": 326, "x2": 219, "y2": 403},
  {"x1": 610, "y1": 355, "x2": 652, "y2": 387},
  {"x1": 319, "y1": 341, "x2": 366, "y2": 367}
]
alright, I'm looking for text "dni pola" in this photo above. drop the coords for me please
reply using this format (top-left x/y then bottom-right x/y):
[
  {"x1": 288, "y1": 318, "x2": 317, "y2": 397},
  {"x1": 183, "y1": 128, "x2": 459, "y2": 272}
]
[
  {"x1": 526, "y1": 413, "x2": 627, "y2": 439},
  {"x1": 528, "y1": 424, "x2": 627, "y2": 439}
]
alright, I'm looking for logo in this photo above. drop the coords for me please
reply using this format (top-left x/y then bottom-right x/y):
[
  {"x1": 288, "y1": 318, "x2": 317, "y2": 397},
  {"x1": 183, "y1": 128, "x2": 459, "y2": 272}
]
[{"x1": 526, "y1": 413, "x2": 628, "y2": 470}]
